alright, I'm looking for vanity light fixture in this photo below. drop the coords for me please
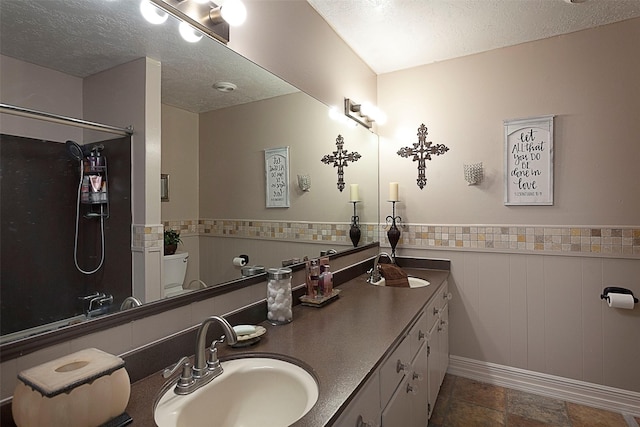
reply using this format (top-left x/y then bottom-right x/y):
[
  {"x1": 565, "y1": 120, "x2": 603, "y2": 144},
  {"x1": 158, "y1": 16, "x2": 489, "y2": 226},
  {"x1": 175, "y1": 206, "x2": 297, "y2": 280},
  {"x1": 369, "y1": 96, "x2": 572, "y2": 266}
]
[
  {"x1": 344, "y1": 98, "x2": 386, "y2": 129},
  {"x1": 211, "y1": 0, "x2": 247, "y2": 27},
  {"x1": 140, "y1": 0, "x2": 169, "y2": 25},
  {"x1": 178, "y1": 21, "x2": 203, "y2": 42},
  {"x1": 146, "y1": 0, "x2": 247, "y2": 44},
  {"x1": 329, "y1": 106, "x2": 358, "y2": 127}
]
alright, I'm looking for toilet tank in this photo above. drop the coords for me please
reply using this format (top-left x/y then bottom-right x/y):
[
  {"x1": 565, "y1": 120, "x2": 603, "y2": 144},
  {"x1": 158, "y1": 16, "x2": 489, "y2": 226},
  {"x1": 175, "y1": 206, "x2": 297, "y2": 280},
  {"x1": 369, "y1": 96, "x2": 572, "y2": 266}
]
[{"x1": 163, "y1": 252, "x2": 189, "y2": 287}]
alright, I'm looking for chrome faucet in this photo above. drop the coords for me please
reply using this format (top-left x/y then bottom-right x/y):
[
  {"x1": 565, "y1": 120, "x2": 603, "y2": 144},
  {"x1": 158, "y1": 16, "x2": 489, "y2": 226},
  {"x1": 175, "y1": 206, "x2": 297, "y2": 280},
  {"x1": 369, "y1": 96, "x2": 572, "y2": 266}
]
[
  {"x1": 163, "y1": 315, "x2": 238, "y2": 395},
  {"x1": 80, "y1": 292, "x2": 113, "y2": 318},
  {"x1": 193, "y1": 315, "x2": 238, "y2": 378},
  {"x1": 367, "y1": 252, "x2": 394, "y2": 283},
  {"x1": 119, "y1": 296, "x2": 142, "y2": 311}
]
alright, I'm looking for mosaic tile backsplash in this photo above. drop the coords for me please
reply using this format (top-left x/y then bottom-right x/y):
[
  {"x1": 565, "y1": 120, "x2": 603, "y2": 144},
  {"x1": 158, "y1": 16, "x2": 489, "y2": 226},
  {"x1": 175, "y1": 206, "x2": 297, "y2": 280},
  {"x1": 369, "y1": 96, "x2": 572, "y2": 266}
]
[
  {"x1": 163, "y1": 219, "x2": 378, "y2": 245},
  {"x1": 132, "y1": 224, "x2": 163, "y2": 249},
  {"x1": 397, "y1": 225, "x2": 640, "y2": 256},
  {"x1": 158, "y1": 220, "x2": 640, "y2": 258}
]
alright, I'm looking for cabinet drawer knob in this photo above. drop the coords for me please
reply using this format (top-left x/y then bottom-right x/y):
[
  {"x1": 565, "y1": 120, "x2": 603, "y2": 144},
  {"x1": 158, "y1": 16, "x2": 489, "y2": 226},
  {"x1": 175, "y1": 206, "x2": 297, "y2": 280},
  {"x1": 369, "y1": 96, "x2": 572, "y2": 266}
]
[
  {"x1": 433, "y1": 307, "x2": 441, "y2": 316},
  {"x1": 443, "y1": 292, "x2": 452, "y2": 300},
  {"x1": 412, "y1": 371, "x2": 424, "y2": 381},
  {"x1": 356, "y1": 415, "x2": 373, "y2": 427},
  {"x1": 406, "y1": 382, "x2": 418, "y2": 395},
  {"x1": 418, "y1": 330, "x2": 426, "y2": 341},
  {"x1": 396, "y1": 359, "x2": 409, "y2": 374}
]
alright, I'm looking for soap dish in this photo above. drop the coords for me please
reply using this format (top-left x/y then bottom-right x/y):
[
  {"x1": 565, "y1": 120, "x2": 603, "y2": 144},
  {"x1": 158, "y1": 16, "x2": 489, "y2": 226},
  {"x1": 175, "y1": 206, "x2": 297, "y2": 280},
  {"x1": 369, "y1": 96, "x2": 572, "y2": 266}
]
[
  {"x1": 231, "y1": 325, "x2": 266, "y2": 348},
  {"x1": 300, "y1": 289, "x2": 341, "y2": 307}
]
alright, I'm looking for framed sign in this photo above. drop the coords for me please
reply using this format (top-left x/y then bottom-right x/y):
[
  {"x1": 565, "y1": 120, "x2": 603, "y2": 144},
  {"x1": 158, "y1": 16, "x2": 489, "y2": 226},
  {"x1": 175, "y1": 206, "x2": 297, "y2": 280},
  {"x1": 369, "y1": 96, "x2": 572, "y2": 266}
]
[
  {"x1": 160, "y1": 174, "x2": 170, "y2": 202},
  {"x1": 265, "y1": 146, "x2": 290, "y2": 208},
  {"x1": 504, "y1": 115, "x2": 554, "y2": 205}
]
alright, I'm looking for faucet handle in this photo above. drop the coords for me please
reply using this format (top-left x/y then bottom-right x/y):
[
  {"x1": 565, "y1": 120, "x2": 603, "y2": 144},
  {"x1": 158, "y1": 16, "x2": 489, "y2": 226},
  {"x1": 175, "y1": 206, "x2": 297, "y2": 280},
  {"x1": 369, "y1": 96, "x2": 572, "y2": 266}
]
[
  {"x1": 163, "y1": 357, "x2": 196, "y2": 392},
  {"x1": 163, "y1": 356, "x2": 191, "y2": 379},
  {"x1": 207, "y1": 338, "x2": 224, "y2": 363},
  {"x1": 206, "y1": 338, "x2": 225, "y2": 375}
]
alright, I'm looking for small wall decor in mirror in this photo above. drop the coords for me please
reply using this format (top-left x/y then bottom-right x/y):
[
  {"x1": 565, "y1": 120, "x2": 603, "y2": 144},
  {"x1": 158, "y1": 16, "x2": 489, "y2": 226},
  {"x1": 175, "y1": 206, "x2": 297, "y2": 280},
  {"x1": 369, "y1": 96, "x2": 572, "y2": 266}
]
[
  {"x1": 321, "y1": 134, "x2": 362, "y2": 191},
  {"x1": 297, "y1": 174, "x2": 311, "y2": 192},
  {"x1": 265, "y1": 147, "x2": 290, "y2": 208},
  {"x1": 161, "y1": 174, "x2": 170, "y2": 201}
]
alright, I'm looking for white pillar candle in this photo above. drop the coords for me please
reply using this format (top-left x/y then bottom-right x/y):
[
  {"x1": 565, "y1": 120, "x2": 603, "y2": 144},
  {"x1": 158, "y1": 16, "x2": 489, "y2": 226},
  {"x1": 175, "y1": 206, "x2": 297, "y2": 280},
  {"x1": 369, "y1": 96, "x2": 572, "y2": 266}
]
[
  {"x1": 349, "y1": 184, "x2": 359, "y2": 202},
  {"x1": 389, "y1": 182, "x2": 399, "y2": 201}
]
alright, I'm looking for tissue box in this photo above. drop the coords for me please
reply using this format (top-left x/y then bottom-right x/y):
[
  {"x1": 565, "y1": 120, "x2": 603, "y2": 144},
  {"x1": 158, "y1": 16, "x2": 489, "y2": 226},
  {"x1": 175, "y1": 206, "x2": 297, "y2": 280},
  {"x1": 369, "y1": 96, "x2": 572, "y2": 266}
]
[{"x1": 12, "y1": 348, "x2": 130, "y2": 427}]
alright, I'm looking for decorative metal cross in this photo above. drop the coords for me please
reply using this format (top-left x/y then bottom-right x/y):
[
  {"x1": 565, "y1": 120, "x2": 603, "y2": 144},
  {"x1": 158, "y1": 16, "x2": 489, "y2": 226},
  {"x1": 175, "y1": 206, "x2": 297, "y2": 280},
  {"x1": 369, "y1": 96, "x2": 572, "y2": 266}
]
[
  {"x1": 321, "y1": 134, "x2": 362, "y2": 191},
  {"x1": 397, "y1": 124, "x2": 449, "y2": 189}
]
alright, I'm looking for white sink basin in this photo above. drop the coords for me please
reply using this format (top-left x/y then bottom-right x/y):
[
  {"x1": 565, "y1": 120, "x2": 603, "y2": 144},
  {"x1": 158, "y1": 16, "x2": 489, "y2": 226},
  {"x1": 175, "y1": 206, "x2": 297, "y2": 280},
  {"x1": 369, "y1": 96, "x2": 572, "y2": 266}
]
[
  {"x1": 370, "y1": 276, "x2": 430, "y2": 288},
  {"x1": 154, "y1": 357, "x2": 318, "y2": 427}
]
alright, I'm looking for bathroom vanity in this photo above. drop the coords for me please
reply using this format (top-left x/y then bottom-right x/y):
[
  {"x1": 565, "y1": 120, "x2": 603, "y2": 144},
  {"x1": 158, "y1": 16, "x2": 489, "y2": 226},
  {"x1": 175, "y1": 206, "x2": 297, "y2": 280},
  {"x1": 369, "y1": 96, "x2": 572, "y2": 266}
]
[{"x1": 124, "y1": 264, "x2": 450, "y2": 426}]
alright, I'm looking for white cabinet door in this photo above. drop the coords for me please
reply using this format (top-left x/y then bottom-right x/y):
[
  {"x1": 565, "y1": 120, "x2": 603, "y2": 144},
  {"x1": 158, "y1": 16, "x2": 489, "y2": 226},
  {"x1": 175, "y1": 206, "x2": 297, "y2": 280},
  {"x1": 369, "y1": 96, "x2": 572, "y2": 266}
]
[
  {"x1": 426, "y1": 319, "x2": 440, "y2": 420},
  {"x1": 438, "y1": 303, "x2": 449, "y2": 389},
  {"x1": 335, "y1": 371, "x2": 381, "y2": 427},
  {"x1": 381, "y1": 376, "x2": 411, "y2": 426},
  {"x1": 409, "y1": 342, "x2": 428, "y2": 426}
]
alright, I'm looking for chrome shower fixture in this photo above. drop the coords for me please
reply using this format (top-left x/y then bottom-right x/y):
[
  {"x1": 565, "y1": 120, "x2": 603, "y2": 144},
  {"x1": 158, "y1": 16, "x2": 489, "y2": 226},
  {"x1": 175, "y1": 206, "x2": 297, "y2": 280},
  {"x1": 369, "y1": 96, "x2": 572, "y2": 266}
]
[{"x1": 65, "y1": 140, "x2": 91, "y2": 162}]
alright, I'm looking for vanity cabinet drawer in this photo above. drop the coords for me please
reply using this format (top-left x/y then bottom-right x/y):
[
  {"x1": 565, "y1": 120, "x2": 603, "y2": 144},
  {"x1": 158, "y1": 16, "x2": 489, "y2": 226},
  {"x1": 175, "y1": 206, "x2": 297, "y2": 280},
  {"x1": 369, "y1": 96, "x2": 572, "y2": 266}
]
[
  {"x1": 426, "y1": 280, "x2": 449, "y2": 330},
  {"x1": 379, "y1": 333, "x2": 411, "y2": 406},
  {"x1": 335, "y1": 371, "x2": 381, "y2": 427},
  {"x1": 408, "y1": 311, "x2": 428, "y2": 361}
]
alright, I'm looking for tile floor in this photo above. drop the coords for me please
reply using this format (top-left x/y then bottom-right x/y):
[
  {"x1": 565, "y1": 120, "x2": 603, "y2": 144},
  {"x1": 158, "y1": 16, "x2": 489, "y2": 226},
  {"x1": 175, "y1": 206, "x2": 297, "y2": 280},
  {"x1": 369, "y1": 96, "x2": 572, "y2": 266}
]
[{"x1": 429, "y1": 374, "x2": 640, "y2": 427}]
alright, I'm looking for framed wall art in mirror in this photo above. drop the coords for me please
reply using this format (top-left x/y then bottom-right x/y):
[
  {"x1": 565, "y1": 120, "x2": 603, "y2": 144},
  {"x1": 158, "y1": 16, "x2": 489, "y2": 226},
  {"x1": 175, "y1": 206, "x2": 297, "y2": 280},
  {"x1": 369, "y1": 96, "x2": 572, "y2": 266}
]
[{"x1": 161, "y1": 174, "x2": 170, "y2": 202}]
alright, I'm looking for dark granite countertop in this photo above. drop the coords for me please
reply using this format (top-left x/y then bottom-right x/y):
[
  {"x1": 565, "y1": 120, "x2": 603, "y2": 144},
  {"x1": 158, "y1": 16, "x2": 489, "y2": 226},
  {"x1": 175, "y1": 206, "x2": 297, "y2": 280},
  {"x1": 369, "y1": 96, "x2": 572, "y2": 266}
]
[{"x1": 126, "y1": 268, "x2": 449, "y2": 426}]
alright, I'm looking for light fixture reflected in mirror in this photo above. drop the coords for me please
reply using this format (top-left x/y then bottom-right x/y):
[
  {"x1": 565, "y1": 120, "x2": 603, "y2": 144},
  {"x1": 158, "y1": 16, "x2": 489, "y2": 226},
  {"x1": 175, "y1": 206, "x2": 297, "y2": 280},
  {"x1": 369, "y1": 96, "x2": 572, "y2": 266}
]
[
  {"x1": 150, "y1": 0, "x2": 247, "y2": 43},
  {"x1": 178, "y1": 21, "x2": 203, "y2": 42},
  {"x1": 140, "y1": 0, "x2": 169, "y2": 25}
]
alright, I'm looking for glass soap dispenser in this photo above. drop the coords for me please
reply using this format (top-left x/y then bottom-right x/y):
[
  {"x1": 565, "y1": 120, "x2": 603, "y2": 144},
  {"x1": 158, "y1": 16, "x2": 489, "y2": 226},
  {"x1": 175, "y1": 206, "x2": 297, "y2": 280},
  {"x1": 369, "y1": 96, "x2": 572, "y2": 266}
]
[{"x1": 267, "y1": 267, "x2": 292, "y2": 325}]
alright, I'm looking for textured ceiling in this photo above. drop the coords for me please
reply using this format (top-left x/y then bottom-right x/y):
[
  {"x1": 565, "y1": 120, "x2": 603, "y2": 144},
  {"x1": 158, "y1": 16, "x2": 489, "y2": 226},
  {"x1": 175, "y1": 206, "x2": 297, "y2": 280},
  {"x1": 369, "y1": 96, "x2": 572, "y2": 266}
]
[
  {"x1": 307, "y1": 0, "x2": 640, "y2": 74},
  {"x1": 0, "y1": 0, "x2": 297, "y2": 114}
]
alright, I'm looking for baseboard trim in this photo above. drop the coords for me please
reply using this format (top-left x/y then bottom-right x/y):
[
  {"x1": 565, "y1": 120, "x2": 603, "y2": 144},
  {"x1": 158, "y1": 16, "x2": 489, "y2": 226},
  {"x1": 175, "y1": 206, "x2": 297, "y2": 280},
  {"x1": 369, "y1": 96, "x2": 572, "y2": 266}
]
[{"x1": 448, "y1": 355, "x2": 640, "y2": 417}]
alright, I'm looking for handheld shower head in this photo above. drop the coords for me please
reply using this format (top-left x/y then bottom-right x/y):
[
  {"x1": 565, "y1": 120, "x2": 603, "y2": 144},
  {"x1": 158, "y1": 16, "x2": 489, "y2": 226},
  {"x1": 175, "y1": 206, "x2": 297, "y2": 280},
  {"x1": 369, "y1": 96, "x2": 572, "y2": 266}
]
[{"x1": 65, "y1": 140, "x2": 91, "y2": 162}]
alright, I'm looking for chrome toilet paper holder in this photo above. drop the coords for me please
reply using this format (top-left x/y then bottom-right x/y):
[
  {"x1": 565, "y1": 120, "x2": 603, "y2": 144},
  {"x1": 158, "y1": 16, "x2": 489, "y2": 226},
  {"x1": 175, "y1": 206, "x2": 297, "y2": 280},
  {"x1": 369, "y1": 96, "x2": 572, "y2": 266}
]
[{"x1": 600, "y1": 287, "x2": 638, "y2": 304}]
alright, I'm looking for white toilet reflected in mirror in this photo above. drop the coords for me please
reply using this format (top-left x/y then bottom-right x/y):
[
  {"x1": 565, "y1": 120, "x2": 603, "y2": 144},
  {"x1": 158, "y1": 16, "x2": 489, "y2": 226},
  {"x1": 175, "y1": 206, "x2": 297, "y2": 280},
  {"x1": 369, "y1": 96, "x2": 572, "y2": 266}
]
[{"x1": 163, "y1": 252, "x2": 189, "y2": 298}]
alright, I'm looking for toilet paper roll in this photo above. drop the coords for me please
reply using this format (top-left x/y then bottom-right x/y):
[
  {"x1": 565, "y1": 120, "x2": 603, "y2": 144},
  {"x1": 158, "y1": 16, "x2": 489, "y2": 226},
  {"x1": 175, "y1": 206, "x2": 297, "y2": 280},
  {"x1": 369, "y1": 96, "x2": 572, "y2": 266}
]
[
  {"x1": 233, "y1": 257, "x2": 247, "y2": 267},
  {"x1": 607, "y1": 293, "x2": 635, "y2": 309}
]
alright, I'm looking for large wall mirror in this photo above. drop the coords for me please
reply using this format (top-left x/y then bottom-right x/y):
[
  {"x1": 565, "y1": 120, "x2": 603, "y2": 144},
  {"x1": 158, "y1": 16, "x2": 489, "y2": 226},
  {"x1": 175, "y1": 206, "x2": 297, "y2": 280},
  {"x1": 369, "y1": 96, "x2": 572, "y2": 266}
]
[{"x1": 0, "y1": 0, "x2": 379, "y2": 352}]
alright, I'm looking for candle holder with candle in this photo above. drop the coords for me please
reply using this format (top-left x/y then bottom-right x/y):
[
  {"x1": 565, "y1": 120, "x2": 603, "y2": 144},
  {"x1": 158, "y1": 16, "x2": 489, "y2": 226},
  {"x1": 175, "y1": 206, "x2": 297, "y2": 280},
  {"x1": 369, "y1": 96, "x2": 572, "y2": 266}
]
[
  {"x1": 386, "y1": 182, "x2": 401, "y2": 257},
  {"x1": 386, "y1": 201, "x2": 401, "y2": 257},
  {"x1": 348, "y1": 184, "x2": 361, "y2": 247},
  {"x1": 349, "y1": 201, "x2": 361, "y2": 247}
]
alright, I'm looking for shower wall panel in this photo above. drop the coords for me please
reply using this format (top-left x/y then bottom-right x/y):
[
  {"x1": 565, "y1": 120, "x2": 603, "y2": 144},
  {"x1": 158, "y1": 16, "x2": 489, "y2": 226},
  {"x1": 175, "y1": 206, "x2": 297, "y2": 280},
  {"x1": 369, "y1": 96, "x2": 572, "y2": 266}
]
[{"x1": 0, "y1": 134, "x2": 132, "y2": 336}]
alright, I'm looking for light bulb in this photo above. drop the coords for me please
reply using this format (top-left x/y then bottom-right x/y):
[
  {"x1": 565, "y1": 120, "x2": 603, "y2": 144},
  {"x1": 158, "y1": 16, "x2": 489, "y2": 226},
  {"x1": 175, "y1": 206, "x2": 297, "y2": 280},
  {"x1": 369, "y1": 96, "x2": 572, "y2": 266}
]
[
  {"x1": 140, "y1": 0, "x2": 168, "y2": 25},
  {"x1": 220, "y1": 0, "x2": 247, "y2": 26},
  {"x1": 329, "y1": 106, "x2": 341, "y2": 121},
  {"x1": 360, "y1": 102, "x2": 374, "y2": 117},
  {"x1": 375, "y1": 110, "x2": 387, "y2": 125},
  {"x1": 179, "y1": 21, "x2": 203, "y2": 43}
]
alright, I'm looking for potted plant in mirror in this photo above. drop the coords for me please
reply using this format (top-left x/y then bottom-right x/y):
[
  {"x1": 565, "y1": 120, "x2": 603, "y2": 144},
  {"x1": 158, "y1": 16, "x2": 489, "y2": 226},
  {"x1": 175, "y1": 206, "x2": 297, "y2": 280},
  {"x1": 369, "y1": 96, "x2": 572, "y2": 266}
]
[{"x1": 164, "y1": 229, "x2": 182, "y2": 255}]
